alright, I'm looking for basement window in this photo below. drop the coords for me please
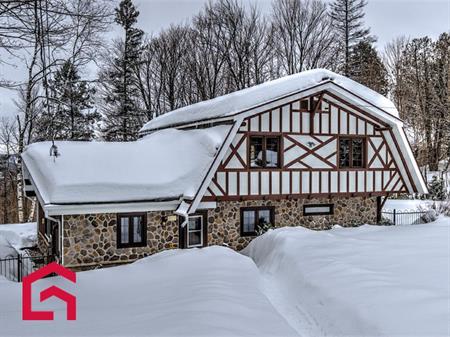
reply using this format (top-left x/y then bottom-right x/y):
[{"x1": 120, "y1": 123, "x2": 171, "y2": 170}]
[
  {"x1": 303, "y1": 204, "x2": 334, "y2": 216},
  {"x1": 249, "y1": 136, "x2": 280, "y2": 168},
  {"x1": 240, "y1": 207, "x2": 274, "y2": 236},
  {"x1": 117, "y1": 213, "x2": 147, "y2": 248}
]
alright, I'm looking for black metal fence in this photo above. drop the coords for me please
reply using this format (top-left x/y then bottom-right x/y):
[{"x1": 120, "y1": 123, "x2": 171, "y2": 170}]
[
  {"x1": 381, "y1": 209, "x2": 429, "y2": 226},
  {"x1": 0, "y1": 253, "x2": 53, "y2": 282}
]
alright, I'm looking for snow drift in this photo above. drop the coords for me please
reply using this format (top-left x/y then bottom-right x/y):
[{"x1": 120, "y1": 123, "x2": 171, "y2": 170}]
[
  {"x1": 243, "y1": 219, "x2": 450, "y2": 337},
  {"x1": 0, "y1": 246, "x2": 296, "y2": 337}
]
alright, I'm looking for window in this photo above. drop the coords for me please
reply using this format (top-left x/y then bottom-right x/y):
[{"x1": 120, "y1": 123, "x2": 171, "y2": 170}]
[
  {"x1": 249, "y1": 136, "x2": 280, "y2": 168},
  {"x1": 117, "y1": 213, "x2": 147, "y2": 248},
  {"x1": 303, "y1": 204, "x2": 334, "y2": 216},
  {"x1": 240, "y1": 207, "x2": 274, "y2": 236},
  {"x1": 339, "y1": 137, "x2": 366, "y2": 168},
  {"x1": 300, "y1": 99, "x2": 309, "y2": 110},
  {"x1": 187, "y1": 216, "x2": 203, "y2": 248}
]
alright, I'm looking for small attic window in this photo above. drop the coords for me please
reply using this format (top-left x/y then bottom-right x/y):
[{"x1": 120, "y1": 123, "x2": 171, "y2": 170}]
[{"x1": 300, "y1": 100, "x2": 309, "y2": 110}]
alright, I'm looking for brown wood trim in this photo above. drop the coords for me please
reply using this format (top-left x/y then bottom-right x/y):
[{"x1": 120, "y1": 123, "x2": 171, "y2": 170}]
[
  {"x1": 222, "y1": 133, "x2": 247, "y2": 168},
  {"x1": 201, "y1": 191, "x2": 389, "y2": 202}
]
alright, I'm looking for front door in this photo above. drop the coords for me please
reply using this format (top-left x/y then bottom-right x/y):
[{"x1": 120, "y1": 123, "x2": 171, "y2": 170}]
[{"x1": 180, "y1": 212, "x2": 208, "y2": 248}]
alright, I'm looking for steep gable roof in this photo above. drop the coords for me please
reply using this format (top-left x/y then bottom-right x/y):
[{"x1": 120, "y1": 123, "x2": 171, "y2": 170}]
[{"x1": 140, "y1": 69, "x2": 399, "y2": 134}]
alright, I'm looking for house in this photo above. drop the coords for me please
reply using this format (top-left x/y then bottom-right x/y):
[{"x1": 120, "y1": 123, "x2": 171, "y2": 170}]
[{"x1": 21, "y1": 69, "x2": 427, "y2": 271}]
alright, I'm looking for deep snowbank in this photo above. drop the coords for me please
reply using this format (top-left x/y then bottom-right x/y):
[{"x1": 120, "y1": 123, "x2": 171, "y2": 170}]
[
  {"x1": 0, "y1": 246, "x2": 296, "y2": 337},
  {"x1": 0, "y1": 222, "x2": 37, "y2": 258},
  {"x1": 243, "y1": 218, "x2": 450, "y2": 337}
]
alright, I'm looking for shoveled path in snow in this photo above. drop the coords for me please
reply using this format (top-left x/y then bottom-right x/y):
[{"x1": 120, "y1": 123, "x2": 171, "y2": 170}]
[
  {"x1": 243, "y1": 219, "x2": 450, "y2": 337},
  {"x1": 259, "y1": 273, "x2": 324, "y2": 337}
]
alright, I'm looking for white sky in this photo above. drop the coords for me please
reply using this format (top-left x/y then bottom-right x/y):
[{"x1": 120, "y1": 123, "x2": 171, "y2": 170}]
[{"x1": 0, "y1": 0, "x2": 448, "y2": 119}]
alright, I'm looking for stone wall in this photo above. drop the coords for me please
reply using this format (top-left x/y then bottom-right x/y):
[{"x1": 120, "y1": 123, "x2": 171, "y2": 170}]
[
  {"x1": 206, "y1": 196, "x2": 377, "y2": 251},
  {"x1": 61, "y1": 196, "x2": 376, "y2": 269},
  {"x1": 63, "y1": 211, "x2": 179, "y2": 269}
]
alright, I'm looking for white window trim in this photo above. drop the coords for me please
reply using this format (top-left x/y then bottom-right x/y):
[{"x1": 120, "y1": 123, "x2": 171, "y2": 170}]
[{"x1": 187, "y1": 215, "x2": 203, "y2": 248}]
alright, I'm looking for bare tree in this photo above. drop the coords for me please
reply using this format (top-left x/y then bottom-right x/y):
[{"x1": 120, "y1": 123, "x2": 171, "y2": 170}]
[{"x1": 272, "y1": 0, "x2": 337, "y2": 75}]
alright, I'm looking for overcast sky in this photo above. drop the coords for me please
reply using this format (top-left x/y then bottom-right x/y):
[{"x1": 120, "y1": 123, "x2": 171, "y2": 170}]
[{"x1": 0, "y1": 0, "x2": 449, "y2": 119}]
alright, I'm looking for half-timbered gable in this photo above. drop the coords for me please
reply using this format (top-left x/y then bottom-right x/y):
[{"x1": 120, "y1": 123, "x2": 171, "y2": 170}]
[{"x1": 203, "y1": 91, "x2": 408, "y2": 202}]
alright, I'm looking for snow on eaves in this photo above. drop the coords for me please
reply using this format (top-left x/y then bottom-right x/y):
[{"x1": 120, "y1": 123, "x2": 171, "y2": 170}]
[
  {"x1": 140, "y1": 69, "x2": 399, "y2": 133},
  {"x1": 22, "y1": 126, "x2": 230, "y2": 205}
]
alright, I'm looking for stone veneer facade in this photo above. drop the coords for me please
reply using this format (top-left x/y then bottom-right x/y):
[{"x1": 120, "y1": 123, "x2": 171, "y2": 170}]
[
  {"x1": 206, "y1": 196, "x2": 377, "y2": 250},
  {"x1": 56, "y1": 196, "x2": 377, "y2": 270},
  {"x1": 62, "y1": 211, "x2": 179, "y2": 269}
]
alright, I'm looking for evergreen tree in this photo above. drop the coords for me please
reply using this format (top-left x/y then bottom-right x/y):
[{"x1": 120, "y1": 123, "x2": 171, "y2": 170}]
[
  {"x1": 35, "y1": 60, "x2": 97, "y2": 141},
  {"x1": 101, "y1": 0, "x2": 144, "y2": 141},
  {"x1": 330, "y1": 0, "x2": 374, "y2": 76},
  {"x1": 348, "y1": 41, "x2": 388, "y2": 95},
  {"x1": 428, "y1": 176, "x2": 447, "y2": 201}
]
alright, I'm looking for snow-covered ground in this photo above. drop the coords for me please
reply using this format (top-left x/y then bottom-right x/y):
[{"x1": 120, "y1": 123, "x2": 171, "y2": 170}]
[
  {"x1": 384, "y1": 198, "x2": 435, "y2": 211},
  {"x1": 0, "y1": 246, "x2": 296, "y2": 337},
  {"x1": 0, "y1": 214, "x2": 449, "y2": 336},
  {"x1": 243, "y1": 216, "x2": 450, "y2": 337},
  {"x1": 0, "y1": 222, "x2": 36, "y2": 258}
]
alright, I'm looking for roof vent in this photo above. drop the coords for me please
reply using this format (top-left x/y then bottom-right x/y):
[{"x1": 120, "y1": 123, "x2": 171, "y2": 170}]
[{"x1": 322, "y1": 76, "x2": 333, "y2": 81}]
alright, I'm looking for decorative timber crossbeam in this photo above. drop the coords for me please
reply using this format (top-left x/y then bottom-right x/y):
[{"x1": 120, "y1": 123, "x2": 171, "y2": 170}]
[{"x1": 309, "y1": 92, "x2": 324, "y2": 135}]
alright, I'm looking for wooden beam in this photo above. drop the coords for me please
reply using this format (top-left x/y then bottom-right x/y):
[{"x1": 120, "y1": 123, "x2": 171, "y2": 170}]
[
  {"x1": 309, "y1": 93, "x2": 324, "y2": 135},
  {"x1": 374, "y1": 126, "x2": 392, "y2": 132}
]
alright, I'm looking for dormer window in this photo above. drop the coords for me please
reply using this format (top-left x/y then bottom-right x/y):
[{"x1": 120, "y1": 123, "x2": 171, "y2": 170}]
[{"x1": 249, "y1": 136, "x2": 280, "y2": 168}]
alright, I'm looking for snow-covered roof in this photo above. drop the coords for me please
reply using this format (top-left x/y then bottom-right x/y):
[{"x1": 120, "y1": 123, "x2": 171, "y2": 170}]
[
  {"x1": 140, "y1": 69, "x2": 399, "y2": 133},
  {"x1": 22, "y1": 126, "x2": 230, "y2": 205}
]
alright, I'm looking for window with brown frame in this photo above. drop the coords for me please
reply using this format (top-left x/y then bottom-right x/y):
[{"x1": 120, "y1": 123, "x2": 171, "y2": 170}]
[
  {"x1": 117, "y1": 213, "x2": 147, "y2": 248},
  {"x1": 249, "y1": 136, "x2": 280, "y2": 168},
  {"x1": 240, "y1": 207, "x2": 275, "y2": 237},
  {"x1": 339, "y1": 137, "x2": 366, "y2": 168}
]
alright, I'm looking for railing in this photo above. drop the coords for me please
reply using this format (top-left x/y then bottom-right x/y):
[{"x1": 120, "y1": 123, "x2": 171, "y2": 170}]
[
  {"x1": 381, "y1": 209, "x2": 429, "y2": 226},
  {"x1": 0, "y1": 253, "x2": 53, "y2": 282}
]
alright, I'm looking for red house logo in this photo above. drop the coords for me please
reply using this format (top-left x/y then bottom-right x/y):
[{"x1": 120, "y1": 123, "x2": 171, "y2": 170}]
[{"x1": 22, "y1": 262, "x2": 77, "y2": 320}]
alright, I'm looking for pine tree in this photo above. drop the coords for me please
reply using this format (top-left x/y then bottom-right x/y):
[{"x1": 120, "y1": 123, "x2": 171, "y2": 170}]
[
  {"x1": 428, "y1": 176, "x2": 447, "y2": 201},
  {"x1": 330, "y1": 0, "x2": 374, "y2": 76},
  {"x1": 101, "y1": 0, "x2": 144, "y2": 141},
  {"x1": 348, "y1": 41, "x2": 388, "y2": 95},
  {"x1": 35, "y1": 60, "x2": 97, "y2": 141}
]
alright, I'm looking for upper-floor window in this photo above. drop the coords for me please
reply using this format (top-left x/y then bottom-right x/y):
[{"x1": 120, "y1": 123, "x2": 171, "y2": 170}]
[
  {"x1": 339, "y1": 137, "x2": 366, "y2": 168},
  {"x1": 249, "y1": 136, "x2": 280, "y2": 168},
  {"x1": 117, "y1": 213, "x2": 147, "y2": 248}
]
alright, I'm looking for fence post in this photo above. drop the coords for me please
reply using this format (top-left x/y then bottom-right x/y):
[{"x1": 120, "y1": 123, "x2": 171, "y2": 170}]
[
  {"x1": 17, "y1": 254, "x2": 21, "y2": 282},
  {"x1": 393, "y1": 209, "x2": 396, "y2": 226}
]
